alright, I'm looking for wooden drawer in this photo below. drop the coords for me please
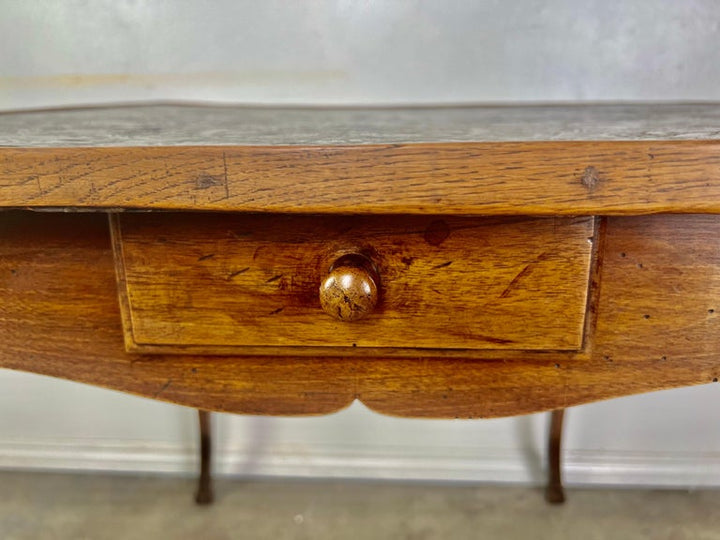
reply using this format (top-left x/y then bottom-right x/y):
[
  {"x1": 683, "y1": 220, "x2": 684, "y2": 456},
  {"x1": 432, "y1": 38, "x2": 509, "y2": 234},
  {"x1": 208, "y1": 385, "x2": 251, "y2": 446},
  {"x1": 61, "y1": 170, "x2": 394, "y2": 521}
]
[{"x1": 111, "y1": 213, "x2": 596, "y2": 355}]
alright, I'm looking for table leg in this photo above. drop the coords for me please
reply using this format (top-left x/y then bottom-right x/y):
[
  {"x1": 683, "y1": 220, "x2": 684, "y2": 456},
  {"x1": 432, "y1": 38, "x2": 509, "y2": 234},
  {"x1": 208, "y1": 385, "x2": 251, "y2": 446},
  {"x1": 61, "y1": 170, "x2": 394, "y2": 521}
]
[
  {"x1": 195, "y1": 409, "x2": 214, "y2": 505},
  {"x1": 192, "y1": 408, "x2": 566, "y2": 505},
  {"x1": 545, "y1": 408, "x2": 566, "y2": 504}
]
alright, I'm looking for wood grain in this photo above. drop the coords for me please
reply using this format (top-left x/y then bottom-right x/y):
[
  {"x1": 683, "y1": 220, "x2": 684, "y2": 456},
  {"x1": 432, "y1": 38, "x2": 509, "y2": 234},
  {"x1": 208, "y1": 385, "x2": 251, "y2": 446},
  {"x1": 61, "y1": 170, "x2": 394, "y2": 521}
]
[
  {"x1": 113, "y1": 213, "x2": 594, "y2": 354},
  {"x1": 2, "y1": 211, "x2": 720, "y2": 418},
  {"x1": 0, "y1": 212, "x2": 353, "y2": 416},
  {"x1": 2, "y1": 141, "x2": 720, "y2": 215}
]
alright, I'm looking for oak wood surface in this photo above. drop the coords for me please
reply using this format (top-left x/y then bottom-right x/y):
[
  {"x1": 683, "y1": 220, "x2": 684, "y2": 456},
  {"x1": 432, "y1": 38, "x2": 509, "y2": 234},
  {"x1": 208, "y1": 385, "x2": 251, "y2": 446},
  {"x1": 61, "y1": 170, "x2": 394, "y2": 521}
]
[
  {"x1": 1, "y1": 211, "x2": 719, "y2": 418},
  {"x1": 113, "y1": 214, "x2": 594, "y2": 354},
  {"x1": 2, "y1": 141, "x2": 720, "y2": 215}
]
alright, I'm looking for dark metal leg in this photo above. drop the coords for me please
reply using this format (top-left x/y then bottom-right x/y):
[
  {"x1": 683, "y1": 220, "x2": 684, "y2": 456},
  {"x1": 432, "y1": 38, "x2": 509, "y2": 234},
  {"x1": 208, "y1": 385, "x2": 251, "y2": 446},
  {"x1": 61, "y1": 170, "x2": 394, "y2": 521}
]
[
  {"x1": 195, "y1": 409, "x2": 214, "y2": 505},
  {"x1": 545, "y1": 408, "x2": 566, "y2": 504}
]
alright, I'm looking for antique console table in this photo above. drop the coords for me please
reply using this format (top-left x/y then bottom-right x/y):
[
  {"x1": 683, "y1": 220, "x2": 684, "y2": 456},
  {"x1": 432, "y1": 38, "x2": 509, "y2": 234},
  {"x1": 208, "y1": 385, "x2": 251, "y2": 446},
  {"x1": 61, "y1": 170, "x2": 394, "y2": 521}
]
[{"x1": 1, "y1": 103, "x2": 719, "y2": 503}]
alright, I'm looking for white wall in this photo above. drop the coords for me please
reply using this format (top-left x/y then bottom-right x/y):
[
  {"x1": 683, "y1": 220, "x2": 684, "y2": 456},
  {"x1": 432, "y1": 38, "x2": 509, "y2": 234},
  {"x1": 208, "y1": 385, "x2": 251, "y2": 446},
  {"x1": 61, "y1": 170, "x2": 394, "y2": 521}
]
[
  {"x1": 2, "y1": 0, "x2": 720, "y2": 109},
  {"x1": 2, "y1": 372, "x2": 720, "y2": 487},
  {"x1": 2, "y1": 0, "x2": 720, "y2": 486}
]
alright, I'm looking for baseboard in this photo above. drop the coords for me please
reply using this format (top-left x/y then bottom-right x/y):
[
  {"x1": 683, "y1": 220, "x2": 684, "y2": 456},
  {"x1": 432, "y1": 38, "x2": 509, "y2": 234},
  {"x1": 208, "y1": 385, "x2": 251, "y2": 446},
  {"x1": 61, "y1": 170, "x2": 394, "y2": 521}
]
[{"x1": 1, "y1": 438, "x2": 719, "y2": 488}]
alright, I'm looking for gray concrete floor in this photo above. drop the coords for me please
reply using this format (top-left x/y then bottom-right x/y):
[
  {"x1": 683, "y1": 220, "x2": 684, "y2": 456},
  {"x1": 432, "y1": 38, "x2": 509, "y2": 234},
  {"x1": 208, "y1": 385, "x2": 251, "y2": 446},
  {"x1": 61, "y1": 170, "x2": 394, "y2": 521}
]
[{"x1": 1, "y1": 472, "x2": 719, "y2": 539}]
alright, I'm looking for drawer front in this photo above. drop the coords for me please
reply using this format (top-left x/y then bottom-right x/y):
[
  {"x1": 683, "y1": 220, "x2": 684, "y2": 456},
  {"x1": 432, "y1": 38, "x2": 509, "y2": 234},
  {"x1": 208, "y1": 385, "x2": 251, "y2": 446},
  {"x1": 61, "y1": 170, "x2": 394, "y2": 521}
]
[{"x1": 112, "y1": 214, "x2": 595, "y2": 354}]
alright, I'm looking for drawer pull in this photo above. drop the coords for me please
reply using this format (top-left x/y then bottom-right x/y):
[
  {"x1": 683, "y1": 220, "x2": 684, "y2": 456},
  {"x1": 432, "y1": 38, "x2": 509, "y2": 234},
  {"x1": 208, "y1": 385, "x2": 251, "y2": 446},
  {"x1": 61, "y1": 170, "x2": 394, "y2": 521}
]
[{"x1": 319, "y1": 254, "x2": 379, "y2": 322}]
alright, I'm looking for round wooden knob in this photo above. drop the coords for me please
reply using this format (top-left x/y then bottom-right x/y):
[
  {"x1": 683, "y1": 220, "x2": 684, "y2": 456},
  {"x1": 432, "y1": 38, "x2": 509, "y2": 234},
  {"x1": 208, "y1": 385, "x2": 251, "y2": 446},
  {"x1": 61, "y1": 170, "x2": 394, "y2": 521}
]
[{"x1": 319, "y1": 254, "x2": 379, "y2": 322}]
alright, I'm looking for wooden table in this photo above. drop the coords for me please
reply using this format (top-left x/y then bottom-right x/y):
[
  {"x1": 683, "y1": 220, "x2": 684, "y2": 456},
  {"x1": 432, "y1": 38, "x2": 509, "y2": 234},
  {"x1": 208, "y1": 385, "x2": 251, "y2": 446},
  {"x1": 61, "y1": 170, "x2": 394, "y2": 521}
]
[{"x1": 2, "y1": 103, "x2": 719, "y2": 501}]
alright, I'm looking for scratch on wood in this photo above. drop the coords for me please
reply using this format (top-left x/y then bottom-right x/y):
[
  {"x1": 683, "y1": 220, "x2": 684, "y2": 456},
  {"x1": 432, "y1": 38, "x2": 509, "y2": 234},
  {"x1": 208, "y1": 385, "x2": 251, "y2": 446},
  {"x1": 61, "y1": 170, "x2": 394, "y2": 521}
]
[
  {"x1": 197, "y1": 253, "x2": 215, "y2": 261},
  {"x1": 252, "y1": 245, "x2": 265, "y2": 260},
  {"x1": 472, "y1": 335, "x2": 515, "y2": 345},
  {"x1": 222, "y1": 151, "x2": 230, "y2": 199},
  {"x1": 227, "y1": 267, "x2": 249, "y2": 280},
  {"x1": 500, "y1": 264, "x2": 534, "y2": 298},
  {"x1": 581, "y1": 166, "x2": 600, "y2": 192},
  {"x1": 154, "y1": 378, "x2": 172, "y2": 398},
  {"x1": 267, "y1": 274, "x2": 283, "y2": 283},
  {"x1": 195, "y1": 173, "x2": 223, "y2": 189},
  {"x1": 432, "y1": 261, "x2": 453, "y2": 270}
]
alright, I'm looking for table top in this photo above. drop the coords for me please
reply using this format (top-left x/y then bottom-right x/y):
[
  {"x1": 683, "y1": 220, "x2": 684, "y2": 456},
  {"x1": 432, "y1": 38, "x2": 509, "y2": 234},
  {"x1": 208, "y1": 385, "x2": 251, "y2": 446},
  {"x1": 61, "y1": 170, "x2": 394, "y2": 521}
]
[
  {"x1": 2, "y1": 103, "x2": 720, "y2": 147},
  {"x1": 1, "y1": 103, "x2": 720, "y2": 215}
]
